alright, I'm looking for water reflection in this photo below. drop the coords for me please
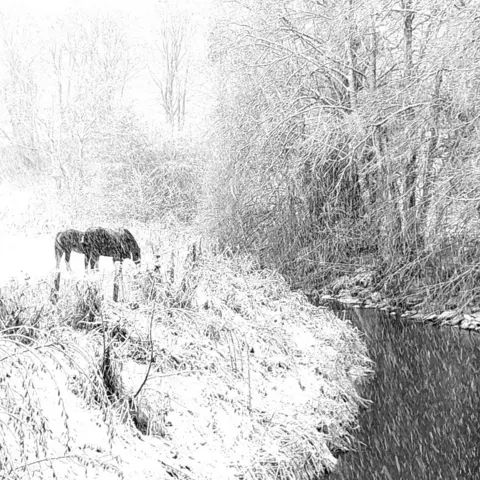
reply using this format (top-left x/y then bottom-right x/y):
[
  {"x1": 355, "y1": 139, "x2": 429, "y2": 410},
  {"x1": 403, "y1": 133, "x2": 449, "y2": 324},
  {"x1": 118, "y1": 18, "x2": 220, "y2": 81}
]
[{"x1": 330, "y1": 306, "x2": 480, "y2": 480}]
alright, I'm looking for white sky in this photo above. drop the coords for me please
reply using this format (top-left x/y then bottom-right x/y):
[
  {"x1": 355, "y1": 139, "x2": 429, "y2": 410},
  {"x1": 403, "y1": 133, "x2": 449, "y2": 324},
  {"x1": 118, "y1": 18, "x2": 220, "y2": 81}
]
[
  {"x1": 6, "y1": 0, "x2": 211, "y2": 15},
  {"x1": 4, "y1": 0, "x2": 214, "y2": 31}
]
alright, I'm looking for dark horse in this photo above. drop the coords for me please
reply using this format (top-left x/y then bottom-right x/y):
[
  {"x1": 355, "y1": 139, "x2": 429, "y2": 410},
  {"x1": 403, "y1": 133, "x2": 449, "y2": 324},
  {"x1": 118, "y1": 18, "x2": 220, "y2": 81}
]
[
  {"x1": 81, "y1": 227, "x2": 141, "y2": 302},
  {"x1": 81, "y1": 227, "x2": 141, "y2": 270},
  {"x1": 52, "y1": 227, "x2": 141, "y2": 303},
  {"x1": 55, "y1": 229, "x2": 85, "y2": 272}
]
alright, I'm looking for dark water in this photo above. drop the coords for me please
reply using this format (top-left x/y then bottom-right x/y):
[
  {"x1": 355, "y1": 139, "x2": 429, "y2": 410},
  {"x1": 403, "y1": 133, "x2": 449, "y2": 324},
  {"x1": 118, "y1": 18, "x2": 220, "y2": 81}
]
[{"x1": 330, "y1": 305, "x2": 480, "y2": 480}]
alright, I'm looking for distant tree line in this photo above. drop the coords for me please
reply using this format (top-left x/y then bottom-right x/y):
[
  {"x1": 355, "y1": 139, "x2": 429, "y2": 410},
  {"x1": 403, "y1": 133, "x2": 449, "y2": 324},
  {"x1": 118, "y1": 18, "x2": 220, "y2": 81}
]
[{"x1": 0, "y1": 5, "x2": 200, "y2": 225}]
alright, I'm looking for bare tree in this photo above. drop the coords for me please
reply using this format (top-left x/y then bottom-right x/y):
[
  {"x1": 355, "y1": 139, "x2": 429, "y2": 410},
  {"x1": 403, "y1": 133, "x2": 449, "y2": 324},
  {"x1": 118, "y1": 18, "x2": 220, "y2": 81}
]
[
  {"x1": 149, "y1": 4, "x2": 191, "y2": 129},
  {"x1": 0, "y1": 14, "x2": 42, "y2": 172},
  {"x1": 45, "y1": 12, "x2": 138, "y2": 192}
]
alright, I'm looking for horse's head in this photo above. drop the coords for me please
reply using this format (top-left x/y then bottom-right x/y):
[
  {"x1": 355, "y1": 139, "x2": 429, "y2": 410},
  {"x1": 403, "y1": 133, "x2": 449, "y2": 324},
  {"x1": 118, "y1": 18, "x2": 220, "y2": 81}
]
[
  {"x1": 121, "y1": 228, "x2": 141, "y2": 266},
  {"x1": 132, "y1": 247, "x2": 141, "y2": 266}
]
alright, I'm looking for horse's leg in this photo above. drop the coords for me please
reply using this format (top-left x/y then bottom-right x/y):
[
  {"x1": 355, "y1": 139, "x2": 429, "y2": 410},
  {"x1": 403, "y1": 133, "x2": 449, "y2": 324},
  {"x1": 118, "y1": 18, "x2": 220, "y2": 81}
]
[
  {"x1": 84, "y1": 255, "x2": 89, "y2": 272},
  {"x1": 55, "y1": 249, "x2": 62, "y2": 272},
  {"x1": 94, "y1": 256, "x2": 100, "y2": 271},
  {"x1": 65, "y1": 250, "x2": 73, "y2": 273}
]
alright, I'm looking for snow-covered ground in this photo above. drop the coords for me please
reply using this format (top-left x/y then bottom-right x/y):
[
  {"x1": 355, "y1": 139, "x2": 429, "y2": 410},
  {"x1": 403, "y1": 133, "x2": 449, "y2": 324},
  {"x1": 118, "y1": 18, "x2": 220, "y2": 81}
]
[
  {"x1": 0, "y1": 232, "x2": 137, "y2": 288},
  {"x1": 0, "y1": 182, "x2": 65, "y2": 284},
  {"x1": 0, "y1": 233, "x2": 58, "y2": 284}
]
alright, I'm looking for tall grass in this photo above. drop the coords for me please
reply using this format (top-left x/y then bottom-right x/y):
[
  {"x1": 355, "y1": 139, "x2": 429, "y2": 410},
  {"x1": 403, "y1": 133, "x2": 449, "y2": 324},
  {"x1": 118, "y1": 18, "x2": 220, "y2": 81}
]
[{"x1": 0, "y1": 278, "x2": 118, "y2": 479}]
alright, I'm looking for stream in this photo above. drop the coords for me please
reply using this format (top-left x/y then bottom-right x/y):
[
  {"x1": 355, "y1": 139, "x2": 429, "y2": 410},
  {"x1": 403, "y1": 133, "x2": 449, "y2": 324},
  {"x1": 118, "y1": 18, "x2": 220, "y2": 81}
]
[{"x1": 328, "y1": 304, "x2": 480, "y2": 480}]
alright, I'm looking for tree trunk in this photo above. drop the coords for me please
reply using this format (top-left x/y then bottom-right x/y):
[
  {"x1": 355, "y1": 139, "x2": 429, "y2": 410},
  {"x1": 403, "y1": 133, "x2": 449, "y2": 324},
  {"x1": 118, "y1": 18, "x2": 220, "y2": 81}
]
[
  {"x1": 419, "y1": 69, "x2": 443, "y2": 246},
  {"x1": 346, "y1": 0, "x2": 359, "y2": 110},
  {"x1": 402, "y1": 1, "x2": 418, "y2": 253}
]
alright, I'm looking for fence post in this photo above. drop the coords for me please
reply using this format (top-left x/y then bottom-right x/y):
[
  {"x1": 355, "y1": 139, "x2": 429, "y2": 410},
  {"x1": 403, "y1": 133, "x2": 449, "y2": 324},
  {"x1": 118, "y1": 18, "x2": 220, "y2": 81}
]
[{"x1": 113, "y1": 262, "x2": 122, "y2": 302}]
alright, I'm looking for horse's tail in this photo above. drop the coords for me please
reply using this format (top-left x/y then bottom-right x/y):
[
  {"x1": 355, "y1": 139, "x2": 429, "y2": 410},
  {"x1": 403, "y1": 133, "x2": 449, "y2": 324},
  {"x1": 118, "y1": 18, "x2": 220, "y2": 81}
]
[
  {"x1": 54, "y1": 232, "x2": 64, "y2": 269},
  {"x1": 123, "y1": 229, "x2": 141, "y2": 265}
]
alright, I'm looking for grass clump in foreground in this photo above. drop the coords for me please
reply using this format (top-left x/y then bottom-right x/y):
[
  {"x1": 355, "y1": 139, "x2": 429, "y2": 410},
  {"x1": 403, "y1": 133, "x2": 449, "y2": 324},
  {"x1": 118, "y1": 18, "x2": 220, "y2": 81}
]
[
  {"x1": 0, "y1": 279, "x2": 119, "y2": 480},
  {"x1": 0, "y1": 246, "x2": 372, "y2": 480}
]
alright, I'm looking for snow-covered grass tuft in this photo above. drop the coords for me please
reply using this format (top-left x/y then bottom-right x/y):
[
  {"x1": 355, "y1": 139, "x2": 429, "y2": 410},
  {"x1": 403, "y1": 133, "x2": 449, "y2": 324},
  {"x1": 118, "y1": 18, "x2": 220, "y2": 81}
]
[{"x1": 105, "y1": 248, "x2": 373, "y2": 478}]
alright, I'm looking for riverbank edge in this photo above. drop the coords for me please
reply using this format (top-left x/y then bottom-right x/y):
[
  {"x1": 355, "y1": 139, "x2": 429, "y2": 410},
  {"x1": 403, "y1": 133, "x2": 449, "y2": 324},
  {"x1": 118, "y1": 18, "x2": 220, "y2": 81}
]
[{"x1": 306, "y1": 270, "x2": 480, "y2": 333}]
